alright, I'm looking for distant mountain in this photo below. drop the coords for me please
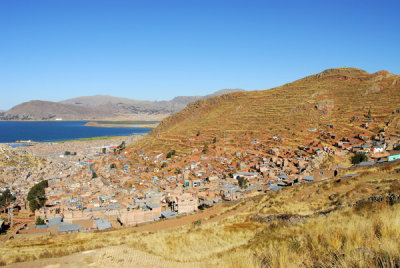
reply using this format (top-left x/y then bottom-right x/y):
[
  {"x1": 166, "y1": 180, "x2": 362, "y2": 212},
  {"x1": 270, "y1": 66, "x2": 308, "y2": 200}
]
[{"x1": 0, "y1": 89, "x2": 244, "y2": 121}]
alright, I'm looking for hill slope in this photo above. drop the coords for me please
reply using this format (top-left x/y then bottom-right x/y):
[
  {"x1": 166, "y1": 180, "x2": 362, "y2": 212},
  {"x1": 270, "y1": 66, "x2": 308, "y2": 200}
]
[{"x1": 135, "y1": 68, "x2": 400, "y2": 153}]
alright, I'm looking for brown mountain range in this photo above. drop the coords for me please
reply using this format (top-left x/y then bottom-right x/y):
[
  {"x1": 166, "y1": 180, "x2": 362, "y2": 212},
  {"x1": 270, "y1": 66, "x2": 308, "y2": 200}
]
[{"x1": 0, "y1": 89, "x2": 243, "y2": 121}]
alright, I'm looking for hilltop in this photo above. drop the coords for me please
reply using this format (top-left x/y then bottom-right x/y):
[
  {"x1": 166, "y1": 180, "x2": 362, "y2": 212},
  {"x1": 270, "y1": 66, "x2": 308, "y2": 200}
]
[
  {"x1": 135, "y1": 67, "x2": 400, "y2": 154},
  {"x1": 0, "y1": 89, "x2": 243, "y2": 121}
]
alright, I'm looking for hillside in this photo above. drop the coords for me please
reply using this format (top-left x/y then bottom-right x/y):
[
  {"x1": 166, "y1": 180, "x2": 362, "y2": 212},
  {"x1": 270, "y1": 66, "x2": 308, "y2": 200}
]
[
  {"x1": 135, "y1": 68, "x2": 400, "y2": 153},
  {"x1": 1, "y1": 100, "x2": 111, "y2": 121},
  {"x1": 2, "y1": 161, "x2": 400, "y2": 267},
  {"x1": 1, "y1": 89, "x2": 243, "y2": 121}
]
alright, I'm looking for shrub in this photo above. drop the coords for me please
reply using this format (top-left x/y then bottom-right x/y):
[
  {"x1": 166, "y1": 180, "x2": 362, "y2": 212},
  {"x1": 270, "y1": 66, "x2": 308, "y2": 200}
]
[
  {"x1": 193, "y1": 219, "x2": 202, "y2": 227},
  {"x1": 351, "y1": 152, "x2": 368, "y2": 164},
  {"x1": 161, "y1": 162, "x2": 167, "y2": 168},
  {"x1": 35, "y1": 217, "x2": 45, "y2": 225}
]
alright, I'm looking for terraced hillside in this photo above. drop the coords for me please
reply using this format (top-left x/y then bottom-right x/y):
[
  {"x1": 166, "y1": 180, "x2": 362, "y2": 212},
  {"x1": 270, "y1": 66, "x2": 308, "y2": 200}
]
[{"x1": 134, "y1": 68, "x2": 400, "y2": 153}]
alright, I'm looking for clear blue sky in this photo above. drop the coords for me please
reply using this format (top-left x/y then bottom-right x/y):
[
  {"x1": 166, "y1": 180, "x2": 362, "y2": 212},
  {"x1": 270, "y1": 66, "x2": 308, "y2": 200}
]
[{"x1": 0, "y1": 0, "x2": 399, "y2": 110}]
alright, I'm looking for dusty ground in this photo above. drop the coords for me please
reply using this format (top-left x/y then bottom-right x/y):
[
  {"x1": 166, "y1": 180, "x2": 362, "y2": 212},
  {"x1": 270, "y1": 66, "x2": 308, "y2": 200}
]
[{"x1": 7, "y1": 245, "x2": 197, "y2": 268}]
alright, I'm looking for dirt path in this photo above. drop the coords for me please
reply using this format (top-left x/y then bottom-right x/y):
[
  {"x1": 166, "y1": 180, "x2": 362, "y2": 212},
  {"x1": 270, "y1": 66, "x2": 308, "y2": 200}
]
[{"x1": 7, "y1": 245, "x2": 197, "y2": 268}]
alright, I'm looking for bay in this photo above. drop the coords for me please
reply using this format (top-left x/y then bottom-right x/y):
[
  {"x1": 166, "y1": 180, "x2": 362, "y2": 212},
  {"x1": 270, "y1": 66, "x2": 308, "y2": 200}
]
[{"x1": 0, "y1": 121, "x2": 152, "y2": 143}]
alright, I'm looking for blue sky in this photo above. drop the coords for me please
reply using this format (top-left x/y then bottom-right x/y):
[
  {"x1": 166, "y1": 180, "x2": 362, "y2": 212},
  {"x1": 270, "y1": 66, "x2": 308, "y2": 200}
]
[{"x1": 0, "y1": 0, "x2": 399, "y2": 110}]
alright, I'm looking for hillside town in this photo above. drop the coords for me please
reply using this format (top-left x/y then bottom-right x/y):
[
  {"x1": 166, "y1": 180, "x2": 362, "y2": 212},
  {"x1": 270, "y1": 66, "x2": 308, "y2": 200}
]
[{"x1": 1, "y1": 118, "x2": 400, "y2": 238}]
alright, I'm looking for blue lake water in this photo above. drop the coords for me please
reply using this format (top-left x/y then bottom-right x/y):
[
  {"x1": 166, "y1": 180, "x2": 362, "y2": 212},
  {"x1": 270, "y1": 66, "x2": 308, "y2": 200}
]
[{"x1": 0, "y1": 121, "x2": 152, "y2": 143}]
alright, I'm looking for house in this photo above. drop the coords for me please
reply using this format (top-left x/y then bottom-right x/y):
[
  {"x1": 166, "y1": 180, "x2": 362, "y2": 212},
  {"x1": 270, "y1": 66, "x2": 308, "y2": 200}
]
[
  {"x1": 192, "y1": 179, "x2": 202, "y2": 187},
  {"x1": 232, "y1": 172, "x2": 258, "y2": 180},
  {"x1": 370, "y1": 152, "x2": 390, "y2": 162},
  {"x1": 175, "y1": 193, "x2": 198, "y2": 214},
  {"x1": 119, "y1": 205, "x2": 161, "y2": 226},
  {"x1": 388, "y1": 151, "x2": 400, "y2": 162}
]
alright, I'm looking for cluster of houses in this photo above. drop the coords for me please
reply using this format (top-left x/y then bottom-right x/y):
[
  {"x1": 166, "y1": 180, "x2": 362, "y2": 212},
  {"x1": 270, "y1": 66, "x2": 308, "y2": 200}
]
[{"x1": 2, "y1": 122, "x2": 400, "y2": 237}]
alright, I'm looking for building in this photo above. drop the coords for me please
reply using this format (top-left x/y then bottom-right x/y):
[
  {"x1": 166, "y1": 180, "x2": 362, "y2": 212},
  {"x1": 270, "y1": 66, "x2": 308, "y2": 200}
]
[{"x1": 388, "y1": 151, "x2": 400, "y2": 162}]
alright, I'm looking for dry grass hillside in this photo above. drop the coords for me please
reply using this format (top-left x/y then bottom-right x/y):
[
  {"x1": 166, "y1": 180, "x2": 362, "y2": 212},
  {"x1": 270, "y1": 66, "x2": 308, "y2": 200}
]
[
  {"x1": 134, "y1": 68, "x2": 400, "y2": 154},
  {"x1": 2, "y1": 161, "x2": 400, "y2": 267}
]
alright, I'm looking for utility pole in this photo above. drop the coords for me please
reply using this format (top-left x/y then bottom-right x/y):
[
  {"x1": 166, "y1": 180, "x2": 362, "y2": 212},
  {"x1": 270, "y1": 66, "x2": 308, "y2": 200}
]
[{"x1": 8, "y1": 205, "x2": 13, "y2": 227}]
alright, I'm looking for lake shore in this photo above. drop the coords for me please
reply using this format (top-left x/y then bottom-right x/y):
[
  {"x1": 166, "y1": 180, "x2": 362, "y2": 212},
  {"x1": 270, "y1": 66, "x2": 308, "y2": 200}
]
[{"x1": 84, "y1": 121, "x2": 159, "y2": 129}]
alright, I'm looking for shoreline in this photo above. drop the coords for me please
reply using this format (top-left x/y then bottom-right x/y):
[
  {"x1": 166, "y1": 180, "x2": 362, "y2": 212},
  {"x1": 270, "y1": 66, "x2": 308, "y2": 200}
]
[
  {"x1": 84, "y1": 121, "x2": 159, "y2": 129},
  {"x1": 0, "y1": 133, "x2": 148, "y2": 145}
]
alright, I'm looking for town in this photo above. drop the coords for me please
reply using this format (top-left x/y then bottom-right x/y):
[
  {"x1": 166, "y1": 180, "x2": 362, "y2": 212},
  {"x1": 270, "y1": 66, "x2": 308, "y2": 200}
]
[{"x1": 1, "y1": 120, "x2": 400, "y2": 238}]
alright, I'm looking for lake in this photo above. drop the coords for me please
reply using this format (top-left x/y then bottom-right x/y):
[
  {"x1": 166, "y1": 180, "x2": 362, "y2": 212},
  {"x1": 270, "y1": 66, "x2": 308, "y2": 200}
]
[{"x1": 0, "y1": 121, "x2": 152, "y2": 143}]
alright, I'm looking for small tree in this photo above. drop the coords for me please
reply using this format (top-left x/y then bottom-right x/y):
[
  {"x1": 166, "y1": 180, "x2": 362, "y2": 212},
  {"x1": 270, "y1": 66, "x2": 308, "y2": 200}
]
[
  {"x1": 351, "y1": 152, "x2": 368, "y2": 165},
  {"x1": 367, "y1": 107, "x2": 372, "y2": 119},
  {"x1": 27, "y1": 180, "x2": 48, "y2": 212},
  {"x1": 117, "y1": 141, "x2": 126, "y2": 150},
  {"x1": 196, "y1": 131, "x2": 200, "y2": 136},
  {"x1": 202, "y1": 144, "x2": 209, "y2": 154},
  {"x1": 110, "y1": 163, "x2": 116, "y2": 169},
  {"x1": 0, "y1": 189, "x2": 16, "y2": 208},
  {"x1": 166, "y1": 150, "x2": 176, "y2": 158},
  {"x1": 35, "y1": 217, "x2": 45, "y2": 225},
  {"x1": 237, "y1": 176, "x2": 248, "y2": 189},
  {"x1": 161, "y1": 162, "x2": 167, "y2": 168},
  {"x1": 394, "y1": 144, "x2": 400, "y2": 151},
  {"x1": 213, "y1": 137, "x2": 217, "y2": 143}
]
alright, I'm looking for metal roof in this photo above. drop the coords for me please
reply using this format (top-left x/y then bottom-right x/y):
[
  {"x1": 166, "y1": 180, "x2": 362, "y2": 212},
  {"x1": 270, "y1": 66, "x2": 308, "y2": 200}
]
[
  {"x1": 57, "y1": 222, "x2": 81, "y2": 233},
  {"x1": 341, "y1": 173, "x2": 360, "y2": 178},
  {"x1": 267, "y1": 185, "x2": 283, "y2": 192},
  {"x1": 161, "y1": 210, "x2": 178, "y2": 219},
  {"x1": 303, "y1": 176, "x2": 314, "y2": 182},
  {"x1": 95, "y1": 218, "x2": 112, "y2": 231},
  {"x1": 358, "y1": 161, "x2": 375, "y2": 166},
  {"x1": 48, "y1": 216, "x2": 63, "y2": 227}
]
